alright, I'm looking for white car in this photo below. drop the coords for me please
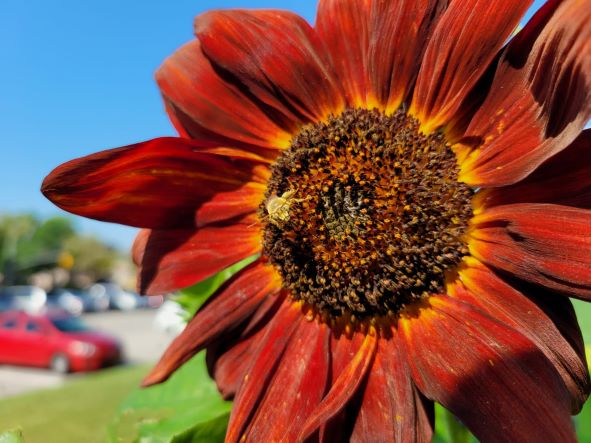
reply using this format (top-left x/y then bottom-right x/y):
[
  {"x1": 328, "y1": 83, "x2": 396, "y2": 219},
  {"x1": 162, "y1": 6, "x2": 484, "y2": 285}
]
[
  {"x1": 0, "y1": 286, "x2": 47, "y2": 313},
  {"x1": 89, "y1": 283, "x2": 138, "y2": 311}
]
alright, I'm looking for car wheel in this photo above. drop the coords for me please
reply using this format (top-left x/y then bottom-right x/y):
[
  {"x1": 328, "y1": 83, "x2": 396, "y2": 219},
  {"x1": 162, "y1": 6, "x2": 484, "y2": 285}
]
[{"x1": 50, "y1": 354, "x2": 70, "y2": 374}]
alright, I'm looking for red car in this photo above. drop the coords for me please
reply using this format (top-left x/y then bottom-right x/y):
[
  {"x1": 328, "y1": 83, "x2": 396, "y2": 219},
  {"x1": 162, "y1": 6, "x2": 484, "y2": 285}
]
[{"x1": 0, "y1": 311, "x2": 122, "y2": 373}]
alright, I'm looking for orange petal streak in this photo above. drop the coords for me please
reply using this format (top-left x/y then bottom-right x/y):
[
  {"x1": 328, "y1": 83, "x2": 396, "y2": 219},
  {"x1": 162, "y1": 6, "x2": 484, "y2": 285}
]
[
  {"x1": 453, "y1": 261, "x2": 590, "y2": 412},
  {"x1": 315, "y1": 0, "x2": 448, "y2": 110},
  {"x1": 410, "y1": 0, "x2": 532, "y2": 132},
  {"x1": 475, "y1": 129, "x2": 591, "y2": 209},
  {"x1": 41, "y1": 137, "x2": 270, "y2": 229},
  {"x1": 195, "y1": 10, "x2": 345, "y2": 124},
  {"x1": 370, "y1": 0, "x2": 448, "y2": 112},
  {"x1": 157, "y1": 39, "x2": 293, "y2": 155},
  {"x1": 399, "y1": 296, "x2": 576, "y2": 442},
  {"x1": 459, "y1": 0, "x2": 591, "y2": 186}
]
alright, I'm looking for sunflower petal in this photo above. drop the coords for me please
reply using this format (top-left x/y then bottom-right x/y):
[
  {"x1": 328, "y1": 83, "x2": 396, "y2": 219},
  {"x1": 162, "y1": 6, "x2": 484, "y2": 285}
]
[
  {"x1": 350, "y1": 336, "x2": 434, "y2": 442},
  {"x1": 399, "y1": 296, "x2": 576, "y2": 442},
  {"x1": 242, "y1": 319, "x2": 330, "y2": 442},
  {"x1": 459, "y1": 0, "x2": 591, "y2": 186},
  {"x1": 206, "y1": 294, "x2": 283, "y2": 399},
  {"x1": 142, "y1": 260, "x2": 279, "y2": 386},
  {"x1": 41, "y1": 137, "x2": 269, "y2": 229},
  {"x1": 315, "y1": 0, "x2": 373, "y2": 107},
  {"x1": 132, "y1": 218, "x2": 261, "y2": 295},
  {"x1": 410, "y1": 0, "x2": 532, "y2": 132},
  {"x1": 453, "y1": 261, "x2": 590, "y2": 412},
  {"x1": 316, "y1": 0, "x2": 448, "y2": 110},
  {"x1": 470, "y1": 203, "x2": 591, "y2": 300},
  {"x1": 298, "y1": 330, "x2": 377, "y2": 441},
  {"x1": 369, "y1": 0, "x2": 448, "y2": 111},
  {"x1": 475, "y1": 129, "x2": 591, "y2": 209},
  {"x1": 195, "y1": 9, "x2": 344, "y2": 125},
  {"x1": 157, "y1": 40, "x2": 294, "y2": 155},
  {"x1": 225, "y1": 300, "x2": 302, "y2": 443}
]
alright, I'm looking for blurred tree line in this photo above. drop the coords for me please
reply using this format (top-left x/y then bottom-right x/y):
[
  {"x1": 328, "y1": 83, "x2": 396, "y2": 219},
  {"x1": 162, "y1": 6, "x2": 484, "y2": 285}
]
[{"x1": 0, "y1": 213, "x2": 119, "y2": 287}]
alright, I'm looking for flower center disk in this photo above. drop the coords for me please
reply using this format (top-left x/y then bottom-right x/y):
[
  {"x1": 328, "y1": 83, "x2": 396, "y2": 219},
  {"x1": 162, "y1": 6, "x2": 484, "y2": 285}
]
[{"x1": 261, "y1": 108, "x2": 473, "y2": 319}]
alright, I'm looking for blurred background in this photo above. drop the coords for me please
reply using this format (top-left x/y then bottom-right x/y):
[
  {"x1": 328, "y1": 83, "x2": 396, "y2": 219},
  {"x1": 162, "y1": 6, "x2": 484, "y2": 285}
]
[{"x1": 1, "y1": 1, "x2": 589, "y2": 442}]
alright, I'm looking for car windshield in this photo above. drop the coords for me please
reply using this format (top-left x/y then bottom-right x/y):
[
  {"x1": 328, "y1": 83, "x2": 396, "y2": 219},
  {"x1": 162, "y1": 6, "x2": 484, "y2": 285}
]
[{"x1": 50, "y1": 317, "x2": 91, "y2": 332}]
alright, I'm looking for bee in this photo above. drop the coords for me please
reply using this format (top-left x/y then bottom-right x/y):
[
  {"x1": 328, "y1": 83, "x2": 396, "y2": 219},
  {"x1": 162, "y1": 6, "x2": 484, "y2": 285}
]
[{"x1": 265, "y1": 190, "x2": 297, "y2": 227}]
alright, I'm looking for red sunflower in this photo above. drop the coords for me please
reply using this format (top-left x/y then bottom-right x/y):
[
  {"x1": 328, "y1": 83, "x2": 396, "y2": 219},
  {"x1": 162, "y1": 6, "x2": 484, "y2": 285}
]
[{"x1": 42, "y1": 0, "x2": 591, "y2": 441}]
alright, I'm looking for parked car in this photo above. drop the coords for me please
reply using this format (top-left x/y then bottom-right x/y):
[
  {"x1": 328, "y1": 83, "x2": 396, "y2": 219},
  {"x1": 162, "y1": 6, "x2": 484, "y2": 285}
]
[
  {"x1": 0, "y1": 291, "x2": 16, "y2": 312},
  {"x1": 81, "y1": 286, "x2": 110, "y2": 312},
  {"x1": 0, "y1": 311, "x2": 122, "y2": 373},
  {"x1": 90, "y1": 283, "x2": 138, "y2": 311},
  {"x1": 0, "y1": 286, "x2": 47, "y2": 313},
  {"x1": 136, "y1": 293, "x2": 165, "y2": 310},
  {"x1": 46, "y1": 288, "x2": 84, "y2": 316}
]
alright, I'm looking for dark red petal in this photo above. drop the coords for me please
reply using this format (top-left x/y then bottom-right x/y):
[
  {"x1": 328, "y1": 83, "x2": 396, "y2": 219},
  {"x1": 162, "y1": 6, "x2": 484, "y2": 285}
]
[
  {"x1": 475, "y1": 129, "x2": 591, "y2": 209},
  {"x1": 369, "y1": 0, "x2": 448, "y2": 111},
  {"x1": 207, "y1": 293, "x2": 283, "y2": 399},
  {"x1": 350, "y1": 336, "x2": 434, "y2": 442},
  {"x1": 315, "y1": 0, "x2": 447, "y2": 110},
  {"x1": 452, "y1": 260, "x2": 590, "y2": 412},
  {"x1": 157, "y1": 40, "x2": 294, "y2": 154},
  {"x1": 195, "y1": 10, "x2": 344, "y2": 125},
  {"x1": 459, "y1": 0, "x2": 591, "y2": 186},
  {"x1": 41, "y1": 137, "x2": 270, "y2": 229},
  {"x1": 410, "y1": 0, "x2": 532, "y2": 132},
  {"x1": 298, "y1": 330, "x2": 377, "y2": 441},
  {"x1": 470, "y1": 203, "x2": 591, "y2": 300},
  {"x1": 243, "y1": 318, "x2": 330, "y2": 442},
  {"x1": 399, "y1": 296, "x2": 576, "y2": 443},
  {"x1": 133, "y1": 217, "x2": 262, "y2": 295},
  {"x1": 207, "y1": 329, "x2": 265, "y2": 400},
  {"x1": 142, "y1": 260, "x2": 280, "y2": 386},
  {"x1": 225, "y1": 300, "x2": 302, "y2": 443},
  {"x1": 315, "y1": 0, "x2": 373, "y2": 107}
]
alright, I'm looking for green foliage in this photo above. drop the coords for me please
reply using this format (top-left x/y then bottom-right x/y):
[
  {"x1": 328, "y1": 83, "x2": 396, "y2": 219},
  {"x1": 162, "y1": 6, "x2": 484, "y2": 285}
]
[
  {"x1": 578, "y1": 377, "x2": 591, "y2": 443},
  {"x1": 0, "y1": 212, "x2": 123, "y2": 286},
  {"x1": 62, "y1": 235, "x2": 118, "y2": 281},
  {"x1": 0, "y1": 365, "x2": 146, "y2": 443},
  {"x1": 109, "y1": 353, "x2": 231, "y2": 443},
  {"x1": 29, "y1": 217, "x2": 75, "y2": 257},
  {"x1": 433, "y1": 405, "x2": 476, "y2": 443},
  {"x1": 0, "y1": 430, "x2": 24, "y2": 443}
]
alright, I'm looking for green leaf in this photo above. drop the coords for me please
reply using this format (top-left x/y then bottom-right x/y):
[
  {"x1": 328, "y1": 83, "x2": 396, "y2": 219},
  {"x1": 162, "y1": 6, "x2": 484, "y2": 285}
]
[
  {"x1": 433, "y1": 404, "x2": 477, "y2": 443},
  {"x1": 577, "y1": 392, "x2": 591, "y2": 443},
  {"x1": 574, "y1": 345, "x2": 591, "y2": 443},
  {"x1": 170, "y1": 414, "x2": 230, "y2": 443},
  {"x1": 109, "y1": 353, "x2": 231, "y2": 443},
  {"x1": 175, "y1": 256, "x2": 257, "y2": 317},
  {"x1": 0, "y1": 430, "x2": 24, "y2": 443}
]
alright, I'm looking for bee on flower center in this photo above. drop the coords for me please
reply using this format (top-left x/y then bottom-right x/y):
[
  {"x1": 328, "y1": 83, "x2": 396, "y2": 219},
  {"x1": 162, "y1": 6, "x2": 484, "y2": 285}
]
[
  {"x1": 265, "y1": 190, "x2": 297, "y2": 227},
  {"x1": 260, "y1": 108, "x2": 474, "y2": 319}
]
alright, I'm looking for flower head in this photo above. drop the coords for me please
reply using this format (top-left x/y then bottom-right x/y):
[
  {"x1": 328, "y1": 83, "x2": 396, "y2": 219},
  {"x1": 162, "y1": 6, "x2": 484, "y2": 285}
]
[{"x1": 42, "y1": 0, "x2": 591, "y2": 441}]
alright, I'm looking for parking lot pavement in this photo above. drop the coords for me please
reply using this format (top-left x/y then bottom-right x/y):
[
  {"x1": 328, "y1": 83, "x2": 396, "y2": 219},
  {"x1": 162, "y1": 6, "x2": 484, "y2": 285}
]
[{"x1": 0, "y1": 310, "x2": 175, "y2": 399}]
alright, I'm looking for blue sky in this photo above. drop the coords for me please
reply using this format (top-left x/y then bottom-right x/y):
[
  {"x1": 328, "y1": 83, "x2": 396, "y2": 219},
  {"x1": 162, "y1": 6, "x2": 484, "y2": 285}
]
[{"x1": 2, "y1": 0, "x2": 546, "y2": 251}]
